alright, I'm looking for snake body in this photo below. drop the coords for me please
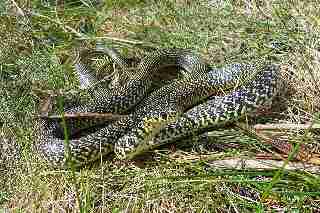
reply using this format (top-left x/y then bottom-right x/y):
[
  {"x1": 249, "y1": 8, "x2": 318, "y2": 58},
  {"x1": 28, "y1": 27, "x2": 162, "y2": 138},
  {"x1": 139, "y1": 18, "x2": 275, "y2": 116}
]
[
  {"x1": 115, "y1": 64, "x2": 279, "y2": 158},
  {"x1": 36, "y1": 48, "x2": 280, "y2": 167},
  {"x1": 46, "y1": 49, "x2": 208, "y2": 138},
  {"x1": 65, "y1": 49, "x2": 209, "y2": 114}
]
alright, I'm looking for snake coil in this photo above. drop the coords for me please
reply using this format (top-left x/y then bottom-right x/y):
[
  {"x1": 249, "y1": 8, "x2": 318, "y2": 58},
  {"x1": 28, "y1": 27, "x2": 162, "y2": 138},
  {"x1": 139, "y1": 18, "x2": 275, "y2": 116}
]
[{"x1": 36, "y1": 47, "x2": 281, "y2": 167}]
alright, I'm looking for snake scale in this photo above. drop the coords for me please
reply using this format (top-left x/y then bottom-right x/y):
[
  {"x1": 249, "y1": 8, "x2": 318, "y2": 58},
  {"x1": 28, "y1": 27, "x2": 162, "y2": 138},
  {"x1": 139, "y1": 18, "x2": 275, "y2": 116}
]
[{"x1": 36, "y1": 47, "x2": 281, "y2": 167}]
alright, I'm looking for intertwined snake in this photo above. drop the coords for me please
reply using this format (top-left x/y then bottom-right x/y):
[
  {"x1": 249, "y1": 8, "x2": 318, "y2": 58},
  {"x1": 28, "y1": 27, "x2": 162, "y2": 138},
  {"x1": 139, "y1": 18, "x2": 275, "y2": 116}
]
[{"x1": 36, "y1": 47, "x2": 281, "y2": 167}]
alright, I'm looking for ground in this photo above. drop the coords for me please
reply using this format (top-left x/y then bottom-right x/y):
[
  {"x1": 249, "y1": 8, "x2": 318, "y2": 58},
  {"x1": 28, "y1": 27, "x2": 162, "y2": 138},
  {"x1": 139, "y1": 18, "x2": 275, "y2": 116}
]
[{"x1": 1, "y1": 0, "x2": 320, "y2": 212}]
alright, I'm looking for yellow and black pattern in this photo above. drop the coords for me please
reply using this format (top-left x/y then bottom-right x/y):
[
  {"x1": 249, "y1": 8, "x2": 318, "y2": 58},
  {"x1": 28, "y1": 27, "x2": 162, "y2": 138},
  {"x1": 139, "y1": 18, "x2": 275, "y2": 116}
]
[
  {"x1": 36, "y1": 47, "x2": 280, "y2": 167},
  {"x1": 114, "y1": 64, "x2": 280, "y2": 159}
]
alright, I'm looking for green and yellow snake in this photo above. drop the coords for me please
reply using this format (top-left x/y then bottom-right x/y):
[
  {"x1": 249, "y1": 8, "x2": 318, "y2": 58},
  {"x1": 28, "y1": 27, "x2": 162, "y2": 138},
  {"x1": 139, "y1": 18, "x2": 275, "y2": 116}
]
[{"x1": 36, "y1": 47, "x2": 281, "y2": 167}]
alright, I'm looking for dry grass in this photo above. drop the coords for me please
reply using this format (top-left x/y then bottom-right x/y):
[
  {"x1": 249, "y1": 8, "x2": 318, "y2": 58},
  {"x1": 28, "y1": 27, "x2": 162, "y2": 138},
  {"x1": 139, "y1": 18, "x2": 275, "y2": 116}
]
[{"x1": 1, "y1": 0, "x2": 320, "y2": 212}]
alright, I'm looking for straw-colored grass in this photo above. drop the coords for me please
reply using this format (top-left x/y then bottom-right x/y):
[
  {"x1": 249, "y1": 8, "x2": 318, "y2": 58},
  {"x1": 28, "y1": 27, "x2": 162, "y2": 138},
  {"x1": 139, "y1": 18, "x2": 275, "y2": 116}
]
[{"x1": 1, "y1": 0, "x2": 320, "y2": 211}]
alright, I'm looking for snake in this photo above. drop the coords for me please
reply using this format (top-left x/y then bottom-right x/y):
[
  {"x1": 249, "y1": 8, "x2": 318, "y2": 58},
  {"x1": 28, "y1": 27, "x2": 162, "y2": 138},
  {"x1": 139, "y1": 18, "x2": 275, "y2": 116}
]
[
  {"x1": 115, "y1": 64, "x2": 280, "y2": 159},
  {"x1": 42, "y1": 48, "x2": 208, "y2": 138},
  {"x1": 36, "y1": 47, "x2": 280, "y2": 167}
]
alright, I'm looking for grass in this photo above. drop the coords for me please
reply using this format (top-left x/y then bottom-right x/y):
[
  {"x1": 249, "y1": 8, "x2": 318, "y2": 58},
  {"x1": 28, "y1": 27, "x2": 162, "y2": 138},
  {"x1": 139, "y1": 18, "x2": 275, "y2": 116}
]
[{"x1": 1, "y1": 0, "x2": 320, "y2": 211}]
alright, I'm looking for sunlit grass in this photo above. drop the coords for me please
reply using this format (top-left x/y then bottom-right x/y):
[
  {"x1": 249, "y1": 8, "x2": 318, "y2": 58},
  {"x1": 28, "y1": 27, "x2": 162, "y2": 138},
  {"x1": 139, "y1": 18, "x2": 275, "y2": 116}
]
[{"x1": 1, "y1": 0, "x2": 320, "y2": 211}]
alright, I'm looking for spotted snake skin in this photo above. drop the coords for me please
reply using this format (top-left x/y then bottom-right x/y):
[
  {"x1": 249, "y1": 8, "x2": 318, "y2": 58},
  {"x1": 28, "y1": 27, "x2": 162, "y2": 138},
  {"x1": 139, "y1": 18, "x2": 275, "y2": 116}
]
[{"x1": 36, "y1": 48, "x2": 280, "y2": 167}]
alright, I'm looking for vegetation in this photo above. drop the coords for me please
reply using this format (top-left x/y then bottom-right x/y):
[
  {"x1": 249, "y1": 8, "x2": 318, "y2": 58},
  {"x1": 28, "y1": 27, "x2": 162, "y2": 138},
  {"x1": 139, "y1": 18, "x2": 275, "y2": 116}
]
[{"x1": 1, "y1": 0, "x2": 320, "y2": 211}]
